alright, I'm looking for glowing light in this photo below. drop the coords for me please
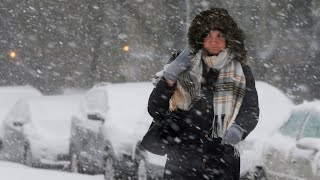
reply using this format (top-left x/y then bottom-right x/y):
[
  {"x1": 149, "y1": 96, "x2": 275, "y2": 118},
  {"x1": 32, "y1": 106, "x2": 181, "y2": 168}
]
[
  {"x1": 122, "y1": 45, "x2": 129, "y2": 52},
  {"x1": 9, "y1": 51, "x2": 17, "y2": 59}
]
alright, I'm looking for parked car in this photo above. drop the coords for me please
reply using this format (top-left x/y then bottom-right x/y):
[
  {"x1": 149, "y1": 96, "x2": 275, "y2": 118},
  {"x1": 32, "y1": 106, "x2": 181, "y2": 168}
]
[
  {"x1": 241, "y1": 101, "x2": 320, "y2": 180},
  {"x1": 0, "y1": 94, "x2": 82, "y2": 169},
  {"x1": 239, "y1": 81, "x2": 294, "y2": 176},
  {"x1": 69, "y1": 82, "x2": 149, "y2": 179},
  {"x1": 0, "y1": 85, "x2": 42, "y2": 152}
]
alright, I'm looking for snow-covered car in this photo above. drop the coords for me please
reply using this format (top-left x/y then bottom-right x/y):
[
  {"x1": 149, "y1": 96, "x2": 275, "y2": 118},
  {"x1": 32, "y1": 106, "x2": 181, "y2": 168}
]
[
  {"x1": 0, "y1": 94, "x2": 82, "y2": 169},
  {"x1": 0, "y1": 85, "x2": 42, "y2": 154},
  {"x1": 237, "y1": 81, "x2": 294, "y2": 179},
  {"x1": 242, "y1": 101, "x2": 320, "y2": 180},
  {"x1": 69, "y1": 82, "x2": 150, "y2": 179},
  {"x1": 69, "y1": 83, "x2": 110, "y2": 174}
]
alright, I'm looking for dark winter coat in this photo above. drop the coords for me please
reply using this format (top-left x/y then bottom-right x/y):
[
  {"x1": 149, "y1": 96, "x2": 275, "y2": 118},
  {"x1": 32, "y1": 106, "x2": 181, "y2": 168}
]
[
  {"x1": 145, "y1": 7, "x2": 259, "y2": 180},
  {"x1": 147, "y1": 53, "x2": 259, "y2": 180}
]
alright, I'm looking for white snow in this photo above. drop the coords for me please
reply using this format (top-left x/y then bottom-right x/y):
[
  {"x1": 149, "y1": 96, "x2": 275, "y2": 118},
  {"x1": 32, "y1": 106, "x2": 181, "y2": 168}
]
[
  {"x1": 248, "y1": 81, "x2": 294, "y2": 139},
  {"x1": 0, "y1": 161, "x2": 102, "y2": 180},
  {"x1": 25, "y1": 95, "x2": 81, "y2": 140}
]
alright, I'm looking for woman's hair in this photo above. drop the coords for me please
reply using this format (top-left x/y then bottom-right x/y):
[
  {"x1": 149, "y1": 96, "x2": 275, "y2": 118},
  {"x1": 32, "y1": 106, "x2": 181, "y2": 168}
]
[{"x1": 188, "y1": 7, "x2": 247, "y2": 64}]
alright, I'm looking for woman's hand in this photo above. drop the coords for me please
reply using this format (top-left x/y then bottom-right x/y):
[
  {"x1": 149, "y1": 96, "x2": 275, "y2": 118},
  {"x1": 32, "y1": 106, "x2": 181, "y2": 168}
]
[
  {"x1": 163, "y1": 49, "x2": 194, "y2": 86},
  {"x1": 221, "y1": 124, "x2": 245, "y2": 146}
]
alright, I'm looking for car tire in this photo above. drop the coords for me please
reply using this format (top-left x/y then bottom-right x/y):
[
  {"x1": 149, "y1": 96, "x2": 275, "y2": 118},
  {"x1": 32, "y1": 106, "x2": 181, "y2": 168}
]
[
  {"x1": 254, "y1": 167, "x2": 267, "y2": 180},
  {"x1": 241, "y1": 167, "x2": 268, "y2": 180},
  {"x1": 24, "y1": 145, "x2": 32, "y2": 167},
  {"x1": 70, "y1": 153, "x2": 79, "y2": 173},
  {"x1": 104, "y1": 157, "x2": 117, "y2": 180}
]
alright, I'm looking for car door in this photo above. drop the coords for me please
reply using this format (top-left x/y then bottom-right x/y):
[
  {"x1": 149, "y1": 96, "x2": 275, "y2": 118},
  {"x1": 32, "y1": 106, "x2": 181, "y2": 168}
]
[
  {"x1": 292, "y1": 111, "x2": 320, "y2": 180},
  {"x1": 264, "y1": 110, "x2": 308, "y2": 179},
  {"x1": 2, "y1": 121, "x2": 27, "y2": 162}
]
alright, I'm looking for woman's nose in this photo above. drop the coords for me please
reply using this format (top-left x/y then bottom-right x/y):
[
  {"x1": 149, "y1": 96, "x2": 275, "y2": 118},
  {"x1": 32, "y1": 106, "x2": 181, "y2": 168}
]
[{"x1": 209, "y1": 37, "x2": 218, "y2": 44}]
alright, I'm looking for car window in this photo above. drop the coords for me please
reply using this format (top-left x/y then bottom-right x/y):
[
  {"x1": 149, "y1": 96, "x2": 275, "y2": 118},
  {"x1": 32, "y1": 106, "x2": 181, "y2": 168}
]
[
  {"x1": 301, "y1": 112, "x2": 320, "y2": 138},
  {"x1": 279, "y1": 110, "x2": 308, "y2": 138}
]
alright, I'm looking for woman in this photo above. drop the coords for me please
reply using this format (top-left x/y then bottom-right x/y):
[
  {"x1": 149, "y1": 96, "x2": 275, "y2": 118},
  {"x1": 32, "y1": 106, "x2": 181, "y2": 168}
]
[{"x1": 145, "y1": 7, "x2": 259, "y2": 179}]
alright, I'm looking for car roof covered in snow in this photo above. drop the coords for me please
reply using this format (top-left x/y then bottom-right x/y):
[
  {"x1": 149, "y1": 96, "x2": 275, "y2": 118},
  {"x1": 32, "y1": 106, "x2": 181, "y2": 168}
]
[
  {"x1": 3, "y1": 94, "x2": 82, "y2": 139},
  {"x1": 292, "y1": 100, "x2": 320, "y2": 113}
]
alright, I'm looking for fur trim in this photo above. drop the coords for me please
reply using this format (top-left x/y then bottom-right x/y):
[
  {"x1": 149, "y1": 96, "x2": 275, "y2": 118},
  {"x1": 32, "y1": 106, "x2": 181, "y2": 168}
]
[{"x1": 187, "y1": 7, "x2": 247, "y2": 64}]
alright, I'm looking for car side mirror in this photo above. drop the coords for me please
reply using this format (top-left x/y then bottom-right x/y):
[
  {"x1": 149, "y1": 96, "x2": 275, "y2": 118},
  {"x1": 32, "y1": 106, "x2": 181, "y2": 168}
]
[
  {"x1": 0, "y1": 140, "x2": 3, "y2": 151},
  {"x1": 296, "y1": 138, "x2": 320, "y2": 151},
  {"x1": 87, "y1": 114, "x2": 105, "y2": 123}
]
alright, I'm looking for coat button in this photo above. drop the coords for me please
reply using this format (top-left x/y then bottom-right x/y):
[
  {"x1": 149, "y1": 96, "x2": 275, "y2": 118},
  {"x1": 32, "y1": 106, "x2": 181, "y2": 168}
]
[
  {"x1": 205, "y1": 134, "x2": 208, "y2": 138},
  {"x1": 203, "y1": 158, "x2": 206, "y2": 163}
]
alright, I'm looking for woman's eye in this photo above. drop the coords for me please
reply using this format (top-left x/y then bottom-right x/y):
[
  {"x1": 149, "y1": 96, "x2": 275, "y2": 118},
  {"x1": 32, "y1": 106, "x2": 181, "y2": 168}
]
[{"x1": 218, "y1": 33, "x2": 225, "y2": 38}]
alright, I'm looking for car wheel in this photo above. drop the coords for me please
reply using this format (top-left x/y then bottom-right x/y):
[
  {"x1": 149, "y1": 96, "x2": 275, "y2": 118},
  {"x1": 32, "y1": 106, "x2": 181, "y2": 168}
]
[
  {"x1": 104, "y1": 157, "x2": 116, "y2": 180},
  {"x1": 70, "y1": 153, "x2": 79, "y2": 173},
  {"x1": 254, "y1": 167, "x2": 267, "y2": 180},
  {"x1": 24, "y1": 146, "x2": 32, "y2": 167},
  {"x1": 241, "y1": 167, "x2": 267, "y2": 180}
]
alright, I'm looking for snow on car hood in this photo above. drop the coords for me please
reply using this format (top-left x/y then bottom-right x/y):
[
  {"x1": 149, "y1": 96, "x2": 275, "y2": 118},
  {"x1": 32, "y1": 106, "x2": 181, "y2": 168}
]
[
  {"x1": 247, "y1": 81, "x2": 294, "y2": 140},
  {"x1": 28, "y1": 95, "x2": 81, "y2": 140},
  {"x1": 5, "y1": 94, "x2": 82, "y2": 155}
]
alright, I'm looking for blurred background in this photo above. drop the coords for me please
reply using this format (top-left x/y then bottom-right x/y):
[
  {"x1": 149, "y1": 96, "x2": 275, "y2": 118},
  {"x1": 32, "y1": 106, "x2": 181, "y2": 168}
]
[{"x1": 0, "y1": 0, "x2": 319, "y2": 103}]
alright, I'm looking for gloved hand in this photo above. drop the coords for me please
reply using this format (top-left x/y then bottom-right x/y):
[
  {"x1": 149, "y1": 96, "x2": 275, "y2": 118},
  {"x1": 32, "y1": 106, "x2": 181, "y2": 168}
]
[
  {"x1": 221, "y1": 123, "x2": 245, "y2": 146},
  {"x1": 163, "y1": 49, "x2": 194, "y2": 82}
]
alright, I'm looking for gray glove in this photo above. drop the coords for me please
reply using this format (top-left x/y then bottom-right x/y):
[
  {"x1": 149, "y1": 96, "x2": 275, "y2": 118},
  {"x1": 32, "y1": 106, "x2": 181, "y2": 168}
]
[
  {"x1": 163, "y1": 49, "x2": 194, "y2": 82},
  {"x1": 221, "y1": 124, "x2": 245, "y2": 146}
]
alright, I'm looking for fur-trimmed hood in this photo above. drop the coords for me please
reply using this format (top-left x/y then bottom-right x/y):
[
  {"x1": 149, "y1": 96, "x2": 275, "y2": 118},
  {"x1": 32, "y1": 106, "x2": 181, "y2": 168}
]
[{"x1": 188, "y1": 7, "x2": 247, "y2": 64}]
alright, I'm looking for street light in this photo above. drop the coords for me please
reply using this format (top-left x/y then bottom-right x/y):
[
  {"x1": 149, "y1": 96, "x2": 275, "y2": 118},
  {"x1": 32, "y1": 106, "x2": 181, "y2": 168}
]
[
  {"x1": 122, "y1": 45, "x2": 129, "y2": 53},
  {"x1": 9, "y1": 50, "x2": 17, "y2": 59}
]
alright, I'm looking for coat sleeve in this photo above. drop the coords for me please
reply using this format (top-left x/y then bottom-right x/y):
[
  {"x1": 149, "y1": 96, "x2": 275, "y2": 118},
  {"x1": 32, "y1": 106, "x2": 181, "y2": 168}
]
[
  {"x1": 235, "y1": 65, "x2": 259, "y2": 139},
  {"x1": 147, "y1": 53, "x2": 179, "y2": 121}
]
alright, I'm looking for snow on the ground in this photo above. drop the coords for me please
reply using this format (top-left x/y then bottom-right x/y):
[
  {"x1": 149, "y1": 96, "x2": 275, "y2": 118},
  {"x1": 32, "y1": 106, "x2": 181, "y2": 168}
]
[{"x1": 0, "y1": 161, "x2": 102, "y2": 180}]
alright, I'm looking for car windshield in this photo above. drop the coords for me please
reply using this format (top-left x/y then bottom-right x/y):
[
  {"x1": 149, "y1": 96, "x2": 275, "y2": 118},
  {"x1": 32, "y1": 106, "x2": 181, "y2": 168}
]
[
  {"x1": 279, "y1": 110, "x2": 309, "y2": 138},
  {"x1": 84, "y1": 88, "x2": 108, "y2": 114},
  {"x1": 301, "y1": 112, "x2": 320, "y2": 138}
]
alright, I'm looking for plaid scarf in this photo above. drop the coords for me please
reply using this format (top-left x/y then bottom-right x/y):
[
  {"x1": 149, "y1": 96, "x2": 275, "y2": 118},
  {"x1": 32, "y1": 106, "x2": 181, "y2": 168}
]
[{"x1": 169, "y1": 49, "x2": 246, "y2": 138}]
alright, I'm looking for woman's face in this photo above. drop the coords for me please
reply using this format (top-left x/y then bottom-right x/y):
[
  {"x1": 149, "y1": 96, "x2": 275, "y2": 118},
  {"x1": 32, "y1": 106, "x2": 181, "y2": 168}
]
[{"x1": 203, "y1": 30, "x2": 226, "y2": 55}]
